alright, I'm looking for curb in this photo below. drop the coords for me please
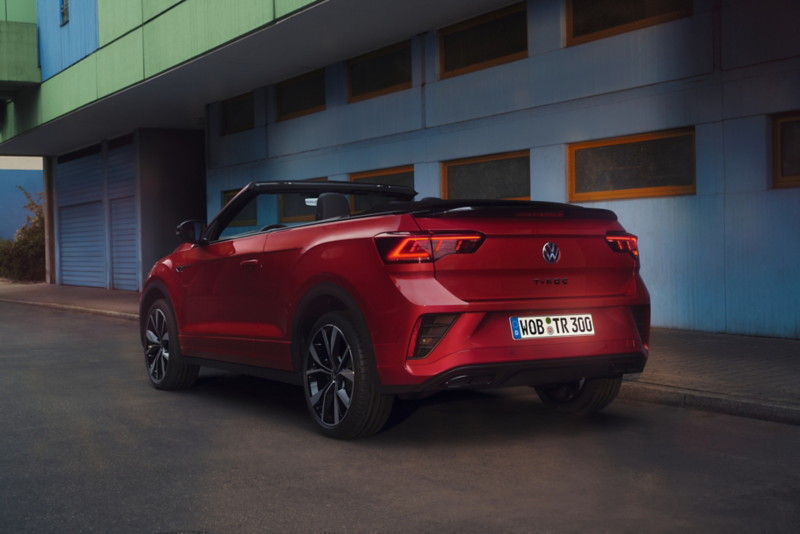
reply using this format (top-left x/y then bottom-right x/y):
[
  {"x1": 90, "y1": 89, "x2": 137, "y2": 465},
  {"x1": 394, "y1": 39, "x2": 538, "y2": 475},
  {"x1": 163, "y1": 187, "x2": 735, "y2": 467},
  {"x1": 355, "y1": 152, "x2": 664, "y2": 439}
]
[
  {"x1": 0, "y1": 298, "x2": 138, "y2": 322},
  {"x1": 620, "y1": 380, "x2": 800, "y2": 426}
]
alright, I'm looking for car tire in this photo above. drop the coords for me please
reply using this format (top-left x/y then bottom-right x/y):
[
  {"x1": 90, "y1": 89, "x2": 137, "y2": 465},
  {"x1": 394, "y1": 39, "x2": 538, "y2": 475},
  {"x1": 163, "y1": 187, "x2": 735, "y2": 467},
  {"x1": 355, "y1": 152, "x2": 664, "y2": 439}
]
[
  {"x1": 144, "y1": 299, "x2": 199, "y2": 390},
  {"x1": 535, "y1": 376, "x2": 621, "y2": 415},
  {"x1": 303, "y1": 311, "x2": 394, "y2": 439}
]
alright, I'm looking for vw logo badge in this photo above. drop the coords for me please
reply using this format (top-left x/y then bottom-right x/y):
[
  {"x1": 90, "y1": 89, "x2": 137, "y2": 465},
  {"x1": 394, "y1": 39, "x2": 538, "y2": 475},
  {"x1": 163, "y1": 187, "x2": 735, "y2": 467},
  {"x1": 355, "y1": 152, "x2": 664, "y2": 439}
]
[{"x1": 542, "y1": 242, "x2": 561, "y2": 263}]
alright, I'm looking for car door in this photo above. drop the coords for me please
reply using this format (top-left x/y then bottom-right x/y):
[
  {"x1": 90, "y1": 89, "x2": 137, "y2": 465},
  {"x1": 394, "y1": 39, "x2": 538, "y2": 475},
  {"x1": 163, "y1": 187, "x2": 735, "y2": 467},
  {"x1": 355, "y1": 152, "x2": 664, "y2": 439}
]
[{"x1": 178, "y1": 232, "x2": 273, "y2": 365}]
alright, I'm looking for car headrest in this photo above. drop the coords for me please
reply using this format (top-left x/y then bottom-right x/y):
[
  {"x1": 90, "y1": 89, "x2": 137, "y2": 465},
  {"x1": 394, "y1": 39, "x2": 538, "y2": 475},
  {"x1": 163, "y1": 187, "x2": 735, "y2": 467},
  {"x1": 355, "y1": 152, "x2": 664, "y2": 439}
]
[{"x1": 315, "y1": 192, "x2": 351, "y2": 221}]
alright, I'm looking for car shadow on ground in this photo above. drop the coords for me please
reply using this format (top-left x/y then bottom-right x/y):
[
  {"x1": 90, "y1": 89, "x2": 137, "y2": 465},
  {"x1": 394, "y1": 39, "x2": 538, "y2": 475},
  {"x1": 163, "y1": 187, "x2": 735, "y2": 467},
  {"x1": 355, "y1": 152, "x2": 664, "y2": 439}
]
[{"x1": 175, "y1": 369, "x2": 642, "y2": 442}]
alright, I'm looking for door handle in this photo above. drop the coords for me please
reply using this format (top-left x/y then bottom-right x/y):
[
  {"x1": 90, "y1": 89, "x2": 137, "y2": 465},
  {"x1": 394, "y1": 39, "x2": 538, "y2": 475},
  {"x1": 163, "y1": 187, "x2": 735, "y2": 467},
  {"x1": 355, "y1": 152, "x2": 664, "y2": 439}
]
[{"x1": 240, "y1": 259, "x2": 259, "y2": 270}]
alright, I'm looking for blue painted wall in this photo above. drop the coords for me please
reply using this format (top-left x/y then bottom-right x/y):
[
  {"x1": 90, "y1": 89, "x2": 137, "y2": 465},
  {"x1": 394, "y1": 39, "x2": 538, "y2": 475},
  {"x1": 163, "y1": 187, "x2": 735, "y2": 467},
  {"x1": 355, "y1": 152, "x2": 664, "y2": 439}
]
[
  {"x1": 37, "y1": 0, "x2": 98, "y2": 80},
  {"x1": 205, "y1": 0, "x2": 800, "y2": 338},
  {"x1": 0, "y1": 169, "x2": 44, "y2": 240}
]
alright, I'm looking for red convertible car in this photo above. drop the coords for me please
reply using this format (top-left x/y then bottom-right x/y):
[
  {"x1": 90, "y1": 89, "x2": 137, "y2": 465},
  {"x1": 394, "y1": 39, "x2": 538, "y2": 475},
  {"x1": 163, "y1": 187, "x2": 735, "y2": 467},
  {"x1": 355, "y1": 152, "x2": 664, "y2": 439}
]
[{"x1": 140, "y1": 181, "x2": 650, "y2": 439}]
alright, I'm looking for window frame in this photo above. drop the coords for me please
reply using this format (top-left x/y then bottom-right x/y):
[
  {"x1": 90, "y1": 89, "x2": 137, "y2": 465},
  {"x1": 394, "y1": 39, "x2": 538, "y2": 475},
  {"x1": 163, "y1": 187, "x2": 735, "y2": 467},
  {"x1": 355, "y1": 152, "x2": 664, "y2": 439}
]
[
  {"x1": 220, "y1": 92, "x2": 255, "y2": 136},
  {"x1": 565, "y1": 0, "x2": 693, "y2": 48},
  {"x1": 439, "y1": 2, "x2": 529, "y2": 80},
  {"x1": 60, "y1": 0, "x2": 69, "y2": 26},
  {"x1": 442, "y1": 150, "x2": 531, "y2": 201},
  {"x1": 773, "y1": 111, "x2": 800, "y2": 189},
  {"x1": 567, "y1": 128, "x2": 697, "y2": 203},
  {"x1": 222, "y1": 189, "x2": 257, "y2": 228},
  {"x1": 347, "y1": 41, "x2": 413, "y2": 104},
  {"x1": 278, "y1": 177, "x2": 328, "y2": 223},
  {"x1": 349, "y1": 165, "x2": 415, "y2": 212},
  {"x1": 276, "y1": 69, "x2": 327, "y2": 122}
]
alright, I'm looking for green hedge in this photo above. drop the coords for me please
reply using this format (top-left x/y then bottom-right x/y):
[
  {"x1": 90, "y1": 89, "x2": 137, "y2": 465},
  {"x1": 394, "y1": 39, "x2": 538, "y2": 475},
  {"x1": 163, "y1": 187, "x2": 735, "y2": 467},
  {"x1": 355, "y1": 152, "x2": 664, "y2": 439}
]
[{"x1": 0, "y1": 187, "x2": 46, "y2": 282}]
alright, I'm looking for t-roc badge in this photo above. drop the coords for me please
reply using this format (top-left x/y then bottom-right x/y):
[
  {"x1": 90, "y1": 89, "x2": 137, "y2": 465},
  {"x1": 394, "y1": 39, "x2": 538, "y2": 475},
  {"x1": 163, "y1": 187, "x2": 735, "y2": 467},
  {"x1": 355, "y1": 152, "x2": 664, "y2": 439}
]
[{"x1": 542, "y1": 242, "x2": 561, "y2": 263}]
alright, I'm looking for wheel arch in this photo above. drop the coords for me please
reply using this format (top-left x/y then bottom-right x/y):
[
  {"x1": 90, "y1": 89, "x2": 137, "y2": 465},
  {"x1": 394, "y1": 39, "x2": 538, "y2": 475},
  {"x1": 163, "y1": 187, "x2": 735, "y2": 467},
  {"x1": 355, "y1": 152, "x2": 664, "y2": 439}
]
[
  {"x1": 290, "y1": 282, "x2": 376, "y2": 376},
  {"x1": 139, "y1": 279, "x2": 175, "y2": 348}
]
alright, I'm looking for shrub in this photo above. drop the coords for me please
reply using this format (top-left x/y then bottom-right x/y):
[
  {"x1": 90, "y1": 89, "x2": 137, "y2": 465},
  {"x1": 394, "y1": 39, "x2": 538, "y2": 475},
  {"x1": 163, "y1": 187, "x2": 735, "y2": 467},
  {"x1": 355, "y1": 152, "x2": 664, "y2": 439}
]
[{"x1": 0, "y1": 186, "x2": 46, "y2": 282}]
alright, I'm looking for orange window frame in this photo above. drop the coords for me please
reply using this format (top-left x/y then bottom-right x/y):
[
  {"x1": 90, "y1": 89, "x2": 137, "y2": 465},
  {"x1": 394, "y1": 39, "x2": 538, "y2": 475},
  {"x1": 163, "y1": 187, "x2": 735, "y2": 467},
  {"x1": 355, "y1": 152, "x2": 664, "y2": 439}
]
[
  {"x1": 276, "y1": 69, "x2": 327, "y2": 122},
  {"x1": 568, "y1": 128, "x2": 696, "y2": 203},
  {"x1": 773, "y1": 111, "x2": 800, "y2": 188},
  {"x1": 565, "y1": 0, "x2": 692, "y2": 47},
  {"x1": 220, "y1": 92, "x2": 255, "y2": 136},
  {"x1": 349, "y1": 166, "x2": 415, "y2": 212},
  {"x1": 347, "y1": 41, "x2": 413, "y2": 104},
  {"x1": 439, "y1": 2, "x2": 528, "y2": 80},
  {"x1": 222, "y1": 189, "x2": 257, "y2": 227},
  {"x1": 278, "y1": 177, "x2": 328, "y2": 223},
  {"x1": 442, "y1": 151, "x2": 531, "y2": 201}
]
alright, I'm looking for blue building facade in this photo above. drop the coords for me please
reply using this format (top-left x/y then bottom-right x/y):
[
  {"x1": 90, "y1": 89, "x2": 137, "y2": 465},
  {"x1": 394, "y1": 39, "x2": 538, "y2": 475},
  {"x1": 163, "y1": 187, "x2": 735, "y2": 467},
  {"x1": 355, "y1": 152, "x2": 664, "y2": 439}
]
[
  {"x1": 0, "y1": 157, "x2": 43, "y2": 240},
  {"x1": 204, "y1": 0, "x2": 800, "y2": 338},
  {"x1": 36, "y1": 0, "x2": 98, "y2": 80}
]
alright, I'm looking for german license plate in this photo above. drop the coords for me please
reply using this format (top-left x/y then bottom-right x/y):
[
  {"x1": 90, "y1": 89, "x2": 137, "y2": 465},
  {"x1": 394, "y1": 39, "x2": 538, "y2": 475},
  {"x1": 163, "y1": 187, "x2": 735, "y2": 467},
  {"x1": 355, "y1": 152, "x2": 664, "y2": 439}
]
[{"x1": 510, "y1": 314, "x2": 595, "y2": 340}]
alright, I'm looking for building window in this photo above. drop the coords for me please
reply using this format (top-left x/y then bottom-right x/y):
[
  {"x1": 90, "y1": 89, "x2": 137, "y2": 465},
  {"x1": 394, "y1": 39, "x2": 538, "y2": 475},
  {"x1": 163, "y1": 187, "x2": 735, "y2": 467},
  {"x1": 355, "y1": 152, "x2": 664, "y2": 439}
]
[
  {"x1": 774, "y1": 111, "x2": 800, "y2": 188},
  {"x1": 350, "y1": 166, "x2": 415, "y2": 212},
  {"x1": 348, "y1": 42, "x2": 412, "y2": 103},
  {"x1": 277, "y1": 70, "x2": 326, "y2": 121},
  {"x1": 443, "y1": 151, "x2": 530, "y2": 200},
  {"x1": 60, "y1": 0, "x2": 69, "y2": 25},
  {"x1": 568, "y1": 129, "x2": 696, "y2": 202},
  {"x1": 279, "y1": 178, "x2": 328, "y2": 223},
  {"x1": 220, "y1": 93, "x2": 255, "y2": 136},
  {"x1": 439, "y1": 3, "x2": 528, "y2": 80},
  {"x1": 222, "y1": 190, "x2": 258, "y2": 227},
  {"x1": 566, "y1": 0, "x2": 692, "y2": 47}
]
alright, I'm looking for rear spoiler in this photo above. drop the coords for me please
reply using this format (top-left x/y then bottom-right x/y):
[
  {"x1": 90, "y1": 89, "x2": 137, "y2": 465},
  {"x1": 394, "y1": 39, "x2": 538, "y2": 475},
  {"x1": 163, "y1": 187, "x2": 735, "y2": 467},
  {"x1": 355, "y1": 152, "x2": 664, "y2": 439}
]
[{"x1": 363, "y1": 198, "x2": 618, "y2": 221}]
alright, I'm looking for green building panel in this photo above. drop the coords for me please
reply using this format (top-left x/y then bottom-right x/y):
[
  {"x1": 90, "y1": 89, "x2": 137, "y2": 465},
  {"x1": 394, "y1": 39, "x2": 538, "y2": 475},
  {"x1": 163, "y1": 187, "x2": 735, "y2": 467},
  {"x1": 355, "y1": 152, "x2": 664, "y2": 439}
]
[
  {"x1": 40, "y1": 55, "x2": 98, "y2": 124},
  {"x1": 98, "y1": 0, "x2": 143, "y2": 47},
  {"x1": 97, "y1": 28, "x2": 145, "y2": 98},
  {"x1": 0, "y1": 21, "x2": 40, "y2": 85},
  {"x1": 143, "y1": 0, "x2": 183, "y2": 22},
  {"x1": 2, "y1": 0, "x2": 37, "y2": 24},
  {"x1": 276, "y1": 0, "x2": 317, "y2": 19}
]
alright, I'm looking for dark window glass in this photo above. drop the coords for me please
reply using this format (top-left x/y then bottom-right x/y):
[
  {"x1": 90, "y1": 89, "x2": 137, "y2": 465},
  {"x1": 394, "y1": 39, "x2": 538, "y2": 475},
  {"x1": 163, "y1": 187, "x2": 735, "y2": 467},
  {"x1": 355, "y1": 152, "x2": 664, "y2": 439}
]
[
  {"x1": 277, "y1": 70, "x2": 326, "y2": 120},
  {"x1": 352, "y1": 170, "x2": 415, "y2": 212},
  {"x1": 446, "y1": 154, "x2": 530, "y2": 200},
  {"x1": 280, "y1": 178, "x2": 328, "y2": 222},
  {"x1": 573, "y1": 132, "x2": 695, "y2": 196},
  {"x1": 441, "y1": 3, "x2": 527, "y2": 77},
  {"x1": 780, "y1": 118, "x2": 800, "y2": 179},
  {"x1": 222, "y1": 190, "x2": 257, "y2": 227},
  {"x1": 570, "y1": 0, "x2": 691, "y2": 42},
  {"x1": 220, "y1": 93, "x2": 254, "y2": 136},
  {"x1": 349, "y1": 43, "x2": 412, "y2": 102}
]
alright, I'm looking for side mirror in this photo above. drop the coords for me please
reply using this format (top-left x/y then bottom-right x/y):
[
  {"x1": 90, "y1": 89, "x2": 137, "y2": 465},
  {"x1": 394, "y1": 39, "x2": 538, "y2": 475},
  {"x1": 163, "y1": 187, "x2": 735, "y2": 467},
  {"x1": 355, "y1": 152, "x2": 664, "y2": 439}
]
[{"x1": 176, "y1": 220, "x2": 206, "y2": 245}]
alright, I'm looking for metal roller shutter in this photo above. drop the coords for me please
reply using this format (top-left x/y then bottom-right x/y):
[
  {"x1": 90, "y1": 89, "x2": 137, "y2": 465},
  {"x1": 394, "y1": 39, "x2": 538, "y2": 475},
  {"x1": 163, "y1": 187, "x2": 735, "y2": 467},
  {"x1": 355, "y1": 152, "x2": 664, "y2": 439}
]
[
  {"x1": 107, "y1": 142, "x2": 138, "y2": 290},
  {"x1": 57, "y1": 149, "x2": 106, "y2": 288}
]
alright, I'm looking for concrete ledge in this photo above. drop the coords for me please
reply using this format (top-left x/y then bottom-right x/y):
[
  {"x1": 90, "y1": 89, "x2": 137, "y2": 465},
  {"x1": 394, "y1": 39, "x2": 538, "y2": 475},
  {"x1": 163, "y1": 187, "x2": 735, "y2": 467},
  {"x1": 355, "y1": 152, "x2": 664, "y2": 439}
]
[
  {"x1": 620, "y1": 380, "x2": 800, "y2": 426},
  {"x1": 0, "y1": 298, "x2": 138, "y2": 322}
]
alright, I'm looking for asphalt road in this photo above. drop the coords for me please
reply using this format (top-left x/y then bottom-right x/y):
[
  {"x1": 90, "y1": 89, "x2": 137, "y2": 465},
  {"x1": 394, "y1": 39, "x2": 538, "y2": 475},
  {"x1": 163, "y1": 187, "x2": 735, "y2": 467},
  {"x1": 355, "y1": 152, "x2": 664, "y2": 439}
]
[{"x1": 2, "y1": 302, "x2": 799, "y2": 533}]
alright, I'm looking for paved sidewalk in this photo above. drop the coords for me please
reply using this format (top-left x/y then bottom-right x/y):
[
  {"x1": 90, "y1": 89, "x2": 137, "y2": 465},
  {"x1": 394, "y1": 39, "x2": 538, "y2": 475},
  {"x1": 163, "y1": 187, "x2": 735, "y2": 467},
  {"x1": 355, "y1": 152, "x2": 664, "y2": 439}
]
[{"x1": 2, "y1": 280, "x2": 799, "y2": 425}]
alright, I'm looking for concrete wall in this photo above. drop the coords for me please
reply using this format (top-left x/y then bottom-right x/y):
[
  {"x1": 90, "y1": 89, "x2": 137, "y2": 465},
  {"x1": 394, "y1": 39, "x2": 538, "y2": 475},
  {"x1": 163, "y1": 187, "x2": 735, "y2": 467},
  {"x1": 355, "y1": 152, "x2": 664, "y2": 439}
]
[
  {"x1": 205, "y1": 0, "x2": 800, "y2": 338},
  {"x1": 138, "y1": 128, "x2": 205, "y2": 289},
  {"x1": 0, "y1": 156, "x2": 43, "y2": 240}
]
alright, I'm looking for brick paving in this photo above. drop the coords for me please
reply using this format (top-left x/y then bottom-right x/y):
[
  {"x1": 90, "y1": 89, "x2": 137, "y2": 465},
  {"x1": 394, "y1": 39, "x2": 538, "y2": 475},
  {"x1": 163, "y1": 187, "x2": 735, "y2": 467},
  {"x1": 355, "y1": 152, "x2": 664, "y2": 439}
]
[{"x1": 629, "y1": 328, "x2": 800, "y2": 406}]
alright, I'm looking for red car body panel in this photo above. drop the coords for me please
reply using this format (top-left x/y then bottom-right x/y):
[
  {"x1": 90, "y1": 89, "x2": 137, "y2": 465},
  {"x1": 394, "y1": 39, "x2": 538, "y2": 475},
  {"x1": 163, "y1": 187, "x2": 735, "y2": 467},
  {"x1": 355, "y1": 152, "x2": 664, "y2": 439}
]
[{"x1": 142, "y1": 198, "x2": 650, "y2": 393}]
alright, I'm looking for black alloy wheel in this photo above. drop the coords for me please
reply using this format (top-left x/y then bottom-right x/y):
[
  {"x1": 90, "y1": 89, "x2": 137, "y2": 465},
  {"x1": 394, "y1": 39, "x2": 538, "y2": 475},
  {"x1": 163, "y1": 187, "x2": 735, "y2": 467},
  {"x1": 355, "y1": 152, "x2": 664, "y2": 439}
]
[
  {"x1": 303, "y1": 311, "x2": 393, "y2": 439},
  {"x1": 144, "y1": 299, "x2": 199, "y2": 390}
]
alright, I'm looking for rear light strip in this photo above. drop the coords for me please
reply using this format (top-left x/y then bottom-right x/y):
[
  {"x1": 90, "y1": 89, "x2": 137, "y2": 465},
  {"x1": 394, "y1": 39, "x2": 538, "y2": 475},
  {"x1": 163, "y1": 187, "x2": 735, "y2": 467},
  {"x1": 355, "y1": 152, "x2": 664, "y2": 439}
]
[
  {"x1": 605, "y1": 232, "x2": 639, "y2": 258},
  {"x1": 375, "y1": 232, "x2": 485, "y2": 264}
]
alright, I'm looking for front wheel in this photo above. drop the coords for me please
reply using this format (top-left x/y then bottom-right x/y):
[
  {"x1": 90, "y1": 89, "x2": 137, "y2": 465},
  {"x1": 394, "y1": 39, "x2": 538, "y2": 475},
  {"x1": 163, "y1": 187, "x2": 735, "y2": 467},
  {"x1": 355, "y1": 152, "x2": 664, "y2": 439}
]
[
  {"x1": 144, "y1": 299, "x2": 199, "y2": 390},
  {"x1": 535, "y1": 376, "x2": 621, "y2": 415},
  {"x1": 303, "y1": 311, "x2": 393, "y2": 439}
]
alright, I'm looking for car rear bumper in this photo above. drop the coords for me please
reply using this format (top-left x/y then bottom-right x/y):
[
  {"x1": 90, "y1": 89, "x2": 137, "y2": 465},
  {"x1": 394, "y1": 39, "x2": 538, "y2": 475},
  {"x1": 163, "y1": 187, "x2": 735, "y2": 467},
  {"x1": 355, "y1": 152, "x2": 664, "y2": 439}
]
[{"x1": 378, "y1": 353, "x2": 646, "y2": 396}]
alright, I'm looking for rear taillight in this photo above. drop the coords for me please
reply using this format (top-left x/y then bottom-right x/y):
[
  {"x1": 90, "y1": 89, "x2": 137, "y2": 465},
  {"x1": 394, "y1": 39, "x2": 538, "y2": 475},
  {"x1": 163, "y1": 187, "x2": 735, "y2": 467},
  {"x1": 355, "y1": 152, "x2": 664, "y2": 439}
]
[
  {"x1": 606, "y1": 232, "x2": 639, "y2": 258},
  {"x1": 375, "y1": 232, "x2": 484, "y2": 264},
  {"x1": 408, "y1": 314, "x2": 458, "y2": 359}
]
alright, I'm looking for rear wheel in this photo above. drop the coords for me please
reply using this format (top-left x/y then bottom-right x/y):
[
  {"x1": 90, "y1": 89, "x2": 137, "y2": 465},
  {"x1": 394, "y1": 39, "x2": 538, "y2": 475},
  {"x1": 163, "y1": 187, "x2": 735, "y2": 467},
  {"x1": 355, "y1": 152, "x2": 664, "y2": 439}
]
[
  {"x1": 144, "y1": 299, "x2": 199, "y2": 390},
  {"x1": 303, "y1": 311, "x2": 393, "y2": 439},
  {"x1": 535, "y1": 376, "x2": 621, "y2": 415}
]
